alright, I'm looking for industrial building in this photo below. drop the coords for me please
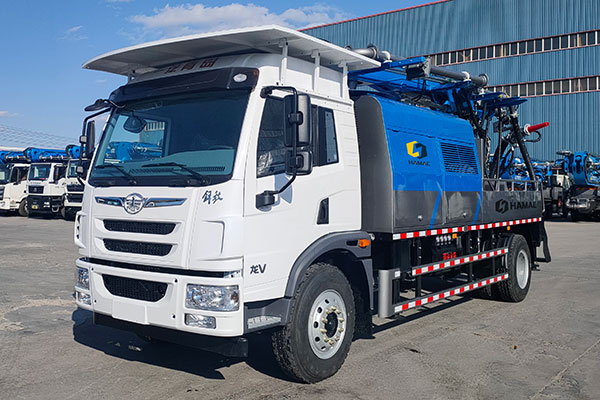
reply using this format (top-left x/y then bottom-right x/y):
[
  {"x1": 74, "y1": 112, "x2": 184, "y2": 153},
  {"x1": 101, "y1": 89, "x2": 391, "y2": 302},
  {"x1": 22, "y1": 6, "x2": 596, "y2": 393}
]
[{"x1": 303, "y1": 0, "x2": 600, "y2": 160}]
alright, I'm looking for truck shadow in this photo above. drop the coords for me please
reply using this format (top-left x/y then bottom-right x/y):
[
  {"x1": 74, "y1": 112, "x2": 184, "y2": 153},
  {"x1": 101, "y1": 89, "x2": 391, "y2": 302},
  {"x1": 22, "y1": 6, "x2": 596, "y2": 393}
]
[{"x1": 71, "y1": 308, "x2": 288, "y2": 381}]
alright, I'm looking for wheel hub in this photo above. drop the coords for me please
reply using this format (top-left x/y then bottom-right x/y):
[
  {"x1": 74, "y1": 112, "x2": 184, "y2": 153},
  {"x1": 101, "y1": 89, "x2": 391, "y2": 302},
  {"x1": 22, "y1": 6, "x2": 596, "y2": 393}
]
[
  {"x1": 516, "y1": 249, "x2": 530, "y2": 289},
  {"x1": 308, "y1": 289, "x2": 347, "y2": 360}
]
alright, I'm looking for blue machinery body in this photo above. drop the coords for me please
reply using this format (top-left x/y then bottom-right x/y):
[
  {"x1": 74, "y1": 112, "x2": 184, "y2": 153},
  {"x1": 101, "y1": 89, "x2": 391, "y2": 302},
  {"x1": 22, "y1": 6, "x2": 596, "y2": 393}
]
[
  {"x1": 559, "y1": 151, "x2": 600, "y2": 187},
  {"x1": 348, "y1": 58, "x2": 546, "y2": 233},
  {"x1": 0, "y1": 151, "x2": 28, "y2": 165},
  {"x1": 557, "y1": 151, "x2": 600, "y2": 218}
]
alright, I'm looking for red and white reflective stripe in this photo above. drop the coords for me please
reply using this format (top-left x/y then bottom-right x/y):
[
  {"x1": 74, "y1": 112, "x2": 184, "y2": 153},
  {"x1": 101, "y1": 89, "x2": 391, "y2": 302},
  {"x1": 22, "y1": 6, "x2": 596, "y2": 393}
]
[
  {"x1": 395, "y1": 274, "x2": 509, "y2": 313},
  {"x1": 392, "y1": 217, "x2": 542, "y2": 240},
  {"x1": 467, "y1": 217, "x2": 542, "y2": 231},
  {"x1": 412, "y1": 248, "x2": 508, "y2": 276}
]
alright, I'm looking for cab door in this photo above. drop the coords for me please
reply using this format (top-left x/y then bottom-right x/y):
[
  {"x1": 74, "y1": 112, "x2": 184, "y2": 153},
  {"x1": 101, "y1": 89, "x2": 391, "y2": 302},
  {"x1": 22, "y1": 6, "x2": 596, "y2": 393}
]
[{"x1": 242, "y1": 95, "x2": 360, "y2": 302}]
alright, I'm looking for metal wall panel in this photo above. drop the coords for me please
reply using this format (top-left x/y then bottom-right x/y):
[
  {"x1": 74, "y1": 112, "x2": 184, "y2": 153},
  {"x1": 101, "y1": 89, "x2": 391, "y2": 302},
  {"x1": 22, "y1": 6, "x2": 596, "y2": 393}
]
[{"x1": 304, "y1": 0, "x2": 600, "y2": 160}]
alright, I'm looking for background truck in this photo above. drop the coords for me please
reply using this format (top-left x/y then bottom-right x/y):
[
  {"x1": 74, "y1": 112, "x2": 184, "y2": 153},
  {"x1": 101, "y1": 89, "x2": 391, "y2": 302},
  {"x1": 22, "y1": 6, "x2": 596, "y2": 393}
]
[
  {"x1": 0, "y1": 151, "x2": 30, "y2": 216},
  {"x1": 499, "y1": 156, "x2": 569, "y2": 218},
  {"x1": 63, "y1": 145, "x2": 85, "y2": 220},
  {"x1": 558, "y1": 150, "x2": 600, "y2": 220},
  {"x1": 73, "y1": 26, "x2": 551, "y2": 383},
  {"x1": 25, "y1": 148, "x2": 69, "y2": 217}
]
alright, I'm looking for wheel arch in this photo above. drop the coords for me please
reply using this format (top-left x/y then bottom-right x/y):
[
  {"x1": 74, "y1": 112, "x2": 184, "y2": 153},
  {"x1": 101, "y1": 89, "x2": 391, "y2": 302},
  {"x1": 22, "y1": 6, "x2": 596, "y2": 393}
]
[{"x1": 284, "y1": 231, "x2": 373, "y2": 311}]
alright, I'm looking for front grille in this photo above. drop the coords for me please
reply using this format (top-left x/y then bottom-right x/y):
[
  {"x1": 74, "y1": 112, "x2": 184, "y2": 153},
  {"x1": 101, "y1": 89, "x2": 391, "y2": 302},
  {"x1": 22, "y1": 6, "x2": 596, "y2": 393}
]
[
  {"x1": 67, "y1": 194, "x2": 83, "y2": 203},
  {"x1": 29, "y1": 186, "x2": 44, "y2": 194},
  {"x1": 103, "y1": 239, "x2": 172, "y2": 256},
  {"x1": 67, "y1": 184, "x2": 84, "y2": 192},
  {"x1": 0, "y1": 187, "x2": 4, "y2": 200},
  {"x1": 104, "y1": 220, "x2": 176, "y2": 235},
  {"x1": 102, "y1": 274, "x2": 167, "y2": 302}
]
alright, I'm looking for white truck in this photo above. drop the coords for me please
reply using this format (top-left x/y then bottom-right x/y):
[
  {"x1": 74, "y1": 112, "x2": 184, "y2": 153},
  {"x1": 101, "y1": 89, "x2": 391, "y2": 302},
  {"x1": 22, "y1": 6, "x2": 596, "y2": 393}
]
[
  {"x1": 74, "y1": 26, "x2": 551, "y2": 382},
  {"x1": 0, "y1": 152, "x2": 30, "y2": 216},
  {"x1": 25, "y1": 148, "x2": 69, "y2": 217},
  {"x1": 63, "y1": 158, "x2": 85, "y2": 220}
]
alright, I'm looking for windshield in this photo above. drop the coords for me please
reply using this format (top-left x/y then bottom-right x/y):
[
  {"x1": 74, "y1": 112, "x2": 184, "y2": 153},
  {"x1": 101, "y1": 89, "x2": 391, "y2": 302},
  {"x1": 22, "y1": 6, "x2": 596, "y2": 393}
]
[
  {"x1": 67, "y1": 161, "x2": 78, "y2": 178},
  {"x1": 28, "y1": 164, "x2": 51, "y2": 181},
  {"x1": 0, "y1": 165, "x2": 9, "y2": 184},
  {"x1": 89, "y1": 90, "x2": 250, "y2": 187}
]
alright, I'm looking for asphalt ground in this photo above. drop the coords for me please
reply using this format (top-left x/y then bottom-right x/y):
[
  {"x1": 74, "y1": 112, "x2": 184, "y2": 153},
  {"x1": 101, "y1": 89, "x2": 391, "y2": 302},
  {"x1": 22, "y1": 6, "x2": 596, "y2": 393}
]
[{"x1": 0, "y1": 215, "x2": 599, "y2": 400}]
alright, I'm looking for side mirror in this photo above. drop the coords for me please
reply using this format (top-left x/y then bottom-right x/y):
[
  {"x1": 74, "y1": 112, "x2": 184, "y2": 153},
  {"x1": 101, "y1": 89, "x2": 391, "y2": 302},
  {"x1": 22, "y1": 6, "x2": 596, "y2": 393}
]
[
  {"x1": 84, "y1": 120, "x2": 95, "y2": 160},
  {"x1": 76, "y1": 160, "x2": 90, "y2": 178},
  {"x1": 283, "y1": 94, "x2": 312, "y2": 147},
  {"x1": 77, "y1": 120, "x2": 95, "y2": 178},
  {"x1": 283, "y1": 94, "x2": 312, "y2": 175}
]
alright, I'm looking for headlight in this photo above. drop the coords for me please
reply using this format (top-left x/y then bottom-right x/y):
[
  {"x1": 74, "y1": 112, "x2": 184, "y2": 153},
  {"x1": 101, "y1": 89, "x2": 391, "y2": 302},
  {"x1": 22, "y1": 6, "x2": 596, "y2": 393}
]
[
  {"x1": 185, "y1": 284, "x2": 239, "y2": 311},
  {"x1": 75, "y1": 267, "x2": 89, "y2": 290}
]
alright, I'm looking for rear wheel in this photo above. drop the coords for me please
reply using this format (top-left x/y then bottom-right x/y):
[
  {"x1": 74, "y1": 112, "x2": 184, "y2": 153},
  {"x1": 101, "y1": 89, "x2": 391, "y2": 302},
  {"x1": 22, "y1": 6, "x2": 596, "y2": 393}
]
[
  {"x1": 18, "y1": 200, "x2": 28, "y2": 217},
  {"x1": 272, "y1": 263, "x2": 355, "y2": 383},
  {"x1": 497, "y1": 235, "x2": 531, "y2": 302}
]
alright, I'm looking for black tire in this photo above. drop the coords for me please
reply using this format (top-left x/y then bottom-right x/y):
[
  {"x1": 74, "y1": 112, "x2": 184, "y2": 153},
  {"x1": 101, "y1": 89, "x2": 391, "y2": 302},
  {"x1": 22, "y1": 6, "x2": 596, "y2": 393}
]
[
  {"x1": 60, "y1": 207, "x2": 67, "y2": 219},
  {"x1": 272, "y1": 263, "x2": 355, "y2": 383},
  {"x1": 18, "y1": 200, "x2": 28, "y2": 217},
  {"x1": 496, "y1": 235, "x2": 531, "y2": 302},
  {"x1": 571, "y1": 210, "x2": 579, "y2": 222}
]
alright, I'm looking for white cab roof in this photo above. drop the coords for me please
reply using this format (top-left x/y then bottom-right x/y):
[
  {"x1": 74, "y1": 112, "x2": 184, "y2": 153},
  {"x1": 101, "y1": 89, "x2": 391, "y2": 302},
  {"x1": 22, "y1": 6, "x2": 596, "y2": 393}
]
[{"x1": 83, "y1": 25, "x2": 380, "y2": 76}]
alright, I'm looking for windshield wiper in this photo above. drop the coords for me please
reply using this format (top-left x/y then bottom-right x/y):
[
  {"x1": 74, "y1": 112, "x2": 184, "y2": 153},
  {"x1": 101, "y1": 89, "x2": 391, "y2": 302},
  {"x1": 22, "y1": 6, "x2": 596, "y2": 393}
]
[
  {"x1": 95, "y1": 164, "x2": 137, "y2": 185},
  {"x1": 141, "y1": 162, "x2": 210, "y2": 185}
]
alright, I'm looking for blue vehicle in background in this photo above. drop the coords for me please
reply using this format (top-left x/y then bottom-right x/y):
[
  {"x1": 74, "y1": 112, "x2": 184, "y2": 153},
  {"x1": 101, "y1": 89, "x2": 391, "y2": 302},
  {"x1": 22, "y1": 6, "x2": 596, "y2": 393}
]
[{"x1": 558, "y1": 151, "x2": 600, "y2": 221}]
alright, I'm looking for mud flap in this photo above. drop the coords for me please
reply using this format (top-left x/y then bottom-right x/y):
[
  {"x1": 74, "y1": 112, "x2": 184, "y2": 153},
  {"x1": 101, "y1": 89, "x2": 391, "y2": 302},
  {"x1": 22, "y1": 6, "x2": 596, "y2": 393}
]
[{"x1": 536, "y1": 223, "x2": 551, "y2": 263}]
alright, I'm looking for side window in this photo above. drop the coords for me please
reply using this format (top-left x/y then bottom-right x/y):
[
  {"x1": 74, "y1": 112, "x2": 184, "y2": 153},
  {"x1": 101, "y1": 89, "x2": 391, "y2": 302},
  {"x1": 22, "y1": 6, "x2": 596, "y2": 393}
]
[
  {"x1": 256, "y1": 100, "x2": 339, "y2": 176},
  {"x1": 314, "y1": 107, "x2": 339, "y2": 166},
  {"x1": 257, "y1": 98, "x2": 286, "y2": 177},
  {"x1": 54, "y1": 166, "x2": 66, "y2": 181}
]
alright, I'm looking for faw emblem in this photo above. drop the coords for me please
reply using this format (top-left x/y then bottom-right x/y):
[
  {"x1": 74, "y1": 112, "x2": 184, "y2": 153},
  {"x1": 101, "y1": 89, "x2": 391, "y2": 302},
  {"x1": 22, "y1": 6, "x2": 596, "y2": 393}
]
[
  {"x1": 407, "y1": 141, "x2": 428, "y2": 159},
  {"x1": 123, "y1": 193, "x2": 146, "y2": 214}
]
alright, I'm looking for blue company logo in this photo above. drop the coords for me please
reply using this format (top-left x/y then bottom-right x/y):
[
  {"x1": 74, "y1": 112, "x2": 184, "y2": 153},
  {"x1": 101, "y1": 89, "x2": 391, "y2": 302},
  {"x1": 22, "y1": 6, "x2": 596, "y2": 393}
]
[{"x1": 406, "y1": 141, "x2": 430, "y2": 166}]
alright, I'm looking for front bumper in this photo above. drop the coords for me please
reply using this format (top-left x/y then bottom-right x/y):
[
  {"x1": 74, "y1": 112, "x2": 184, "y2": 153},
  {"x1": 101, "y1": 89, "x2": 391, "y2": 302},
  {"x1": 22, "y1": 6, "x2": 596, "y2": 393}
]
[
  {"x1": 93, "y1": 312, "x2": 248, "y2": 357},
  {"x1": 28, "y1": 195, "x2": 62, "y2": 214},
  {"x1": 74, "y1": 258, "x2": 245, "y2": 337},
  {"x1": 566, "y1": 198, "x2": 597, "y2": 212},
  {"x1": 0, "y1": 199, "x2": 19, "y2": 211}
]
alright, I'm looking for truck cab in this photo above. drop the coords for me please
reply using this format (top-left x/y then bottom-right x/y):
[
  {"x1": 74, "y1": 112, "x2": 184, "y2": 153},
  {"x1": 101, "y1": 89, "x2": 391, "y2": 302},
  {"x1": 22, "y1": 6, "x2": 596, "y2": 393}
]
[
  {"x1": 74, "y1": 26, "x2": 550, "y2": 383},
  {"x1": 0, "y1": 159, "x2": 30, "y2": 216},
  {"x1": 27, "y1": 161, "x2": 67, "y2": 216},
  {"x1": 63, "y1": 159, "x2": 84, "y2": 220}
]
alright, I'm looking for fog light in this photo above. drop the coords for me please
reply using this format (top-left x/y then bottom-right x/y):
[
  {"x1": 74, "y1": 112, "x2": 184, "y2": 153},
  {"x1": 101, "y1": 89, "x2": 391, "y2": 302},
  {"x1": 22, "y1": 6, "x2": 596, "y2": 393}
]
[
  {"x1": 75, "y1": 267, "x2": 89, "y2": 289},
  {"x1": 185, "y1": 314, "x2": 216, "y2": 329},
  {"x1": 77, "y1": 291, "x2": 91, "y2": 305}
]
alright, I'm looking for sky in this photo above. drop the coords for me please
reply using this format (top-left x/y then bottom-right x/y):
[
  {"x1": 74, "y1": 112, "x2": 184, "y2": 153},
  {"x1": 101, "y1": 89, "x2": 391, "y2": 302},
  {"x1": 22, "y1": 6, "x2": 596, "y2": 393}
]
[{"x1": 0, "y1": 0, "x2": 430, "y2": 145}]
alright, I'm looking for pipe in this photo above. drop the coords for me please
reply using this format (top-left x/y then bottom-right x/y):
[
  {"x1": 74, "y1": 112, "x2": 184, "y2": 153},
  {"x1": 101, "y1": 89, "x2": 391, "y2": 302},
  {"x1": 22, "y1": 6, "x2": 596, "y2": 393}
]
[{"x1": 347, "y1": 45, "x2": 488, "y2": 87}]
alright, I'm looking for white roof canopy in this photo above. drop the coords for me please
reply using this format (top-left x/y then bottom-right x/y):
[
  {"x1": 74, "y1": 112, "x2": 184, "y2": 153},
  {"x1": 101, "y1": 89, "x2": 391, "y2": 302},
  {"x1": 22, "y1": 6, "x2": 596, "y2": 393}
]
[{"x1": 83, "y1": 25, "x2": 380, "y2": 76}]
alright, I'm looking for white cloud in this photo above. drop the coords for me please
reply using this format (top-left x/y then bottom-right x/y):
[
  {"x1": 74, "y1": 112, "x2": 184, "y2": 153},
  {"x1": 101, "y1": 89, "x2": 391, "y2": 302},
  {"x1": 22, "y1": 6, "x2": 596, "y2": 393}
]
[
  {"x1": 129, "y1": 3, "x2": 347, "y2": 39},
  {"x1": 61, "y1": 25, "x2": 87, "y2": 41},
  {"x1": 0, "y1": 111, "x2": 18, "y2": 117}
]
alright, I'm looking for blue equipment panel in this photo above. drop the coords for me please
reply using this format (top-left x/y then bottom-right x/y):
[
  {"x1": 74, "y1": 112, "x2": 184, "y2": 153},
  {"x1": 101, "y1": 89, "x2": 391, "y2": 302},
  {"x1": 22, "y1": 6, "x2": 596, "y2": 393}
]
[{"x1": 354, "y1": 94, "x2": 482, "y2": 232}]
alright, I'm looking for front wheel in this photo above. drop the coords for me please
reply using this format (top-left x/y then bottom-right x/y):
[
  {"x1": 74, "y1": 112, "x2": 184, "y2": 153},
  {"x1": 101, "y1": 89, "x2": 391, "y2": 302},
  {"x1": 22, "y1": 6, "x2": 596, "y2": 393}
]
[
  {"x1": 497, "y1": 234, "x2": 531, "y2": 302},
  {"x1": 272, "y1": 263, "x2": 355, "y2": 383},
  {"x1": 18, "y1": 200, "x2": 28, "y2": 217}
]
